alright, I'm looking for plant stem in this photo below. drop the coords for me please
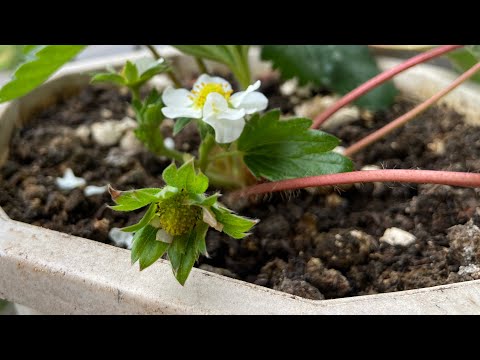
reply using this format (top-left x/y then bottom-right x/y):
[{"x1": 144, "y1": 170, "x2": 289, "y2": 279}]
[
  {"x1": 345, "y1": 61, "x2": 480, "y2": 157},
  {"x1": 209, "y1": 150, "x2": 243, "y2": 161},
  {"x1": 369, "y1": 45, "x2": 437, "y2": 51},
  {"x1": 207, "y1": 170, "x2": 244, "y2": 189},
  {"x1": 145, "y1": 45, "x2": 182, "y2": 88},
  {"x1": 195, "y1": 57, "x2": 208, "y2": 74},
  {"x1": 160, "y1": 146, "x2": 186, "y2": 163},
  {"x1": 198, "y1": 134, "x2": 215, "y2": 171},
  {"x1": 311, "y1": 45, "x2": 463, "y2": 129},
  {"x1": 232, "y1": 170, "x2": 480, "y2": 198}
]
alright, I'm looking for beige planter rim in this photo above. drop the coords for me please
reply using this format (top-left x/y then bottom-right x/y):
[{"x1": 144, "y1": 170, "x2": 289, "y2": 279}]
[{"x1": 1, "y1": 48, "x2": 480, "y2": 314}]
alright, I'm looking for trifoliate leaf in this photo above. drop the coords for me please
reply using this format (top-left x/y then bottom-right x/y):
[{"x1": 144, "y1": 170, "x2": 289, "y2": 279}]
[
  {"x1": 162, "y1": 161, "x2": 209, "y2": 193},
  {"x1": 237, "y1": 110, "x2": 353, "y2": 181}
]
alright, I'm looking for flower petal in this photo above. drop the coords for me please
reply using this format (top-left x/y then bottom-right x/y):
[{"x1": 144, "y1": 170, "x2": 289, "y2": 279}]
[
  {"x1": 232, "y1": 91, "x2": 268, "y2": 115},
  {"x1": 203, "y1": 93, "x2": 244, "y2": 121},
  {"x1": 162, "y1": 86, "x2": 193, "y2": 107},
  {"x1": 193, "y1": 74, "x2": 232, "y2": 92},
  {"x1": 229, "y1": 80, "x2": 262, "y2": 108},
  {"x1": 203, "y1": 116, "x2": 246, "y2": 144},
  {"x1": 162, "y1": 106, "x2": 202, "y2": 119}
]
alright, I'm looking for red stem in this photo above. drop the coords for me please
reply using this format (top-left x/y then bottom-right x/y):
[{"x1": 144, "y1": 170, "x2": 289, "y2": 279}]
[
  {"x1": 345, "y1": 61, "x2": 480, "y2": 157},
  {"x1": 311, "y1": 45, "x2": 463, "y2": 129},
  {"x1": 232, "y1": 170, "x2": 480, "y2": 198}
]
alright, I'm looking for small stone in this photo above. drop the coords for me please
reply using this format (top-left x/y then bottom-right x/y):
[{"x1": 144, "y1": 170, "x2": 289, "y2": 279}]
[
  {"x1": 279, "y1": 78, "x2": 298, "y2": 96},
  {"x1": 458, "y1": 264, "x2": 480, "y2": 278},
  {"x1": 448, "y1": 219, "x2": 480, "y2": 266},
  {"x1": 108, "y1": 228, "x2": 134, "y2": 249},
  {"x1": 101, "y1": 109, "x2": 113, "y2": 119},
  {"x1": 75, "y1": 125, "x2": 91, "y2": 143},
  {"x1": 120, "y1": 131, "x2": 144, "y2": 155},
  {"x1": 332, "y1": 146, "x2": 345, "y2": 155},
  {"x1": 84, "y1": 185, "x2": 107, "y2": 197},
  {"x1": 427, "y1": 138, "x2": 446, "y2": 155},
  {"x1": 105, "y1": 147, "x2": 133, "y2": 168},
  {"x1": 91, "y1": 117, "x2": 137, "y2": 147},
  {"x1": 380, "y1": 227, "x2": 417, "y2": 247},
  {"x1": 55, "y1": 168, "x2": 86, "y2": 191},
  {"x1": 164, "y1": 137, "x2": 175, "y2": 150},
  {"x1": 361, "y1": 165, "x2": 381, "y2": 171}
]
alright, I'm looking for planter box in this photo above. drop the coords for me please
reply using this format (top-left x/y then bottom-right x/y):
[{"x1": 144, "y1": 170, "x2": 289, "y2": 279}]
[{"x1": 1, "y1": 48, "x2": 480, "y2": 314}]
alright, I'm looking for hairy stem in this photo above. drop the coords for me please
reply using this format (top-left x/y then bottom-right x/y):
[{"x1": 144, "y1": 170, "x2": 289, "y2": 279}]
[
  {"x1": 195, "y1": 57, "x2": 208, "y2": 74},
  {"x1": 311, "y1": 45, "x2": 463, "y2": 129},
  {"x1": 145, "y1": 45, "x2": 182, "y2": 88},
  {"x1": 345, "y1": 61, "x2": 480, "y2": 157},
  {"x1": 198, "y1": 134, "x2": 215, "y2": 172},
  {"x1": 232, "y1": 170, "x2": 480, "y2": 198}
]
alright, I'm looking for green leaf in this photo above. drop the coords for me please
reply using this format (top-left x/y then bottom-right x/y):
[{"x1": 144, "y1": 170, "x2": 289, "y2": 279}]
[
  {"x1": 121, "y1": 203, "x2": 157, "y2": 233},
  {"x1": 91, "y1": 72, "x2": 126, "y2": 86},
  {"x1": 200, "y1": 193, "x2": 221, "y2": 207},
  {"x1": 261, "y1": 45, "x2": 397, "y2": 110},
  {"x1": 167, "y1": 224, "x2": 208, "y2": 285},
  {"x1": 447, "y1": 48, "x2": 480, "y2": 84},
  {"x1": 173, "y1": 45, "x2": 251, "y2": 89},
  {"x1": 123, "y1": 60, "x2": 138, "y2": 84},
  {"x1": 238, "y1": 110, "x2": 353, "y2": 181},
  {"x1": 131, "y1": 225, "x2": 170, "y2": 270},
  {"x1": 162, "y1": 161, "x2": 209, "y2": 193},
  {"x1": 0, "y1": 45, "x2": 87, "y2": 103},
  {"x1": 211, "y1": 206, "x2": 257, "y2": 239},
  {"x1": 109, "y1": 186, "x2": 163, "y2": 212},
  {"x1": 173, "y1": 117, "x2": 193, "y2": 136}
]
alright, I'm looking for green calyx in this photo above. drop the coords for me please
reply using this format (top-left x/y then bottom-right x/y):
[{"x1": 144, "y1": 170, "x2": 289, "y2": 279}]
[{"x1": 157, "y1": 193, "x2": 201, "y2": 236}]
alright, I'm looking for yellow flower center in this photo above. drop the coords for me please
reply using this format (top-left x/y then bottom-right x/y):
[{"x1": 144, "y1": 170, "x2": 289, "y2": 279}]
[{"x1": 190, "y1": 82, "x2": 232, "y2": 109}]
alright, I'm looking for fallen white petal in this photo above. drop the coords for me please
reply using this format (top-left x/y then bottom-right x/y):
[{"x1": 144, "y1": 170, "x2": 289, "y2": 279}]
[
  {"x1": 84, "y1": 185, "x2": 107, "y2": 197},
  {"x1": 55, "y1": 168, "x2": 86, "y2": 191},
  {"x1": 108, "y1": 228, "x2": 134, "y2": 249}
]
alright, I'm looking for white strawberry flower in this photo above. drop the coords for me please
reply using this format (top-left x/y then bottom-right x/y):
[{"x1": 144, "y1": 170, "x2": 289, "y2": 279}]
[{"x1": 161, "y1": 74, "x2": 268, "y2": 143}]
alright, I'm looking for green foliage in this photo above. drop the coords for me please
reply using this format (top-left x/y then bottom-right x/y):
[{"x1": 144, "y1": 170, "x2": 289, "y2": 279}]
[
  {"x1": 447, "y1": 46, "x2": 480, "y2": 84},
  {"x1": 0, "y1": 45, "x2": 86, "y2": 103},
  {"x1": 132, "y1": 89, "x2": 166, "y2": 155},
  {"x1": 108, "y1": 187, "x2": 163, "y2": 212},
  {"x1": 173, "y1": 118, "x2": 193, "y2": 135},
  {"x1": 92, "y1": 57, "x2": 169, "y2": 90},
  {"x1": 0, "y1": 45, "x2": 25, "y2": 70},
  {"x1": 131, "y1": 225, "x2": 169, "y2": 270},
  {"x1": 173, "y1": 45, "x2": 251, "y2": 89},
  {"x1": 237, "y1": 110, "x2": 353, "y2": 181},
  {"x1": 110, "y1": 159, "x2": 257, "y2": 285},
  {"x1": 261, "y1": 45, "x2": 397, "y2": 110}
]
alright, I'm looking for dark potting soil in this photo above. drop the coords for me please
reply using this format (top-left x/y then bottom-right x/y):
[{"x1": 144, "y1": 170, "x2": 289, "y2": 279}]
[{"x1": 1, "y1": 83, "x2": 480, "y2": 300}]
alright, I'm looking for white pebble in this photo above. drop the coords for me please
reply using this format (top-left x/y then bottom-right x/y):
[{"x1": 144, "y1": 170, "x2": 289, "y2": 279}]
[
  {"x1": 458, "y1": 264, "x2": 480, "y2": 277},
  {"x1": 75, "y1": 125, "x2": 91, "y2": 143},
  {"x1": 120, "y1": 131, "x2": 144, "y2": 155},
  {"x1": 164, "y1": 137, "x2": 175, "y2": 150},
  {"x1": 55, "y1": 168, "x2": 86, "y2": 191},
  {"x1": 84, "y1": 185, "x2": 107, "y2": 197},
  {"x1": 280, "y1": 78, "x2": 298, "y2": 96},
  {"x1": 332, "y1": 146, "x2": 345, "y2": 155},
  {"x1": 101, "y1": 109, "x2": 113, "y2": 119},
  {"x1": 91, "y1": 117, "x2": 137, "y2": 147},
  {"x1": 380, "y1": 227, "x2": 417, "y2": 247},
  {"x1": 108, "y1": 228, "x2": 134, "y2": 249}
]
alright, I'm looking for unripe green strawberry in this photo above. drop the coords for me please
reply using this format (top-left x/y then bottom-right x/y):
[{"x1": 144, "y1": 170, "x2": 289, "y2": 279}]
[{"x1": 158, "y1": 193, "x2": 201, "y2": 236}]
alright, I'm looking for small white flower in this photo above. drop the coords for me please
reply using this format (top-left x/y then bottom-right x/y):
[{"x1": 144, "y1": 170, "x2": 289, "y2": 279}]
[{"x1": 161, "y1": 74, "x2": 268, "y2": 143}]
